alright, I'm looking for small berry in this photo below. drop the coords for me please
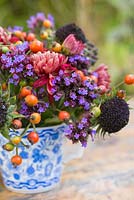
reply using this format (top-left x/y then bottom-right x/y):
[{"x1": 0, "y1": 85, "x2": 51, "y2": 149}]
[
  {"x1": 91, "y1": 107, "x2": 101, "y2": 117},
  {"x1": 26, "y1": 33, "x2": 35, "y2": 41},
  {"x1": 11, "y1": 136, "x2": 21, "y2": 145},
  {"x1": 2, "y1": 46, "x2": 10, "y2": 53},
  {"x1": 25, "y1": 94, "x2": 38, "y2": 107},
  {"x1": 82, "y1": 76, "x2": 90, "y2": 81},
  {"x1": 22, "y1": 32, "x2": 26, "y2": 39},
  {"x1": 30, "y1": 113, "x2": 41, "y2": 124},
  {"x1": 14, "y1": 30, "x2": 23, "y2": 38},
  {"x1": 117, "y1": 90, "x2": 126, "y2": 99},
  {"x1": 89, "y1": 75, "x2": 98, "y2": 83},
  {"x1": 98, "y1": 85, "x2": 107, "y2": 94},
  {"x1": 2, "y1": 83, "x2": 7, "y2": 90},
  {"x1": 30, "y1": 40, "x2": 44, "y2": 53},
  {"x1": 27, "y1": 131, "x2": 39, "y2": 144},
  {"x1": 40, "y1": 31, "x2": 48, "y2": 39},
  {"x1": 12, "y1": 119, "x2": 22, "y2": 129},
  {"x1": 3, "y1": 143, "x2": 14, "y2": 151},
  {"x1": 19, "y1": 86, "x2": 32, "y2": 98},
  {"x1": 11, "y1": 155, "x2": 22, "y2": 166},
  {"x1": 124, "y1": 74, "x2": 134, "y2": 85},
  {"x1": 52, "y1": 42, "x2": 62, "y2": 52},
  {"x1": 15, "y1": 41, "x2": 23, "y2": 45},
  {"x1": 58, "y1": 111, "x2": 70, "y2": 121},
  {"x1": 43, "y1": 19, "x2": 52, "y2": 28},
  {"x1": 76, "y1": 70, "x2": 85, "y2": 80}
]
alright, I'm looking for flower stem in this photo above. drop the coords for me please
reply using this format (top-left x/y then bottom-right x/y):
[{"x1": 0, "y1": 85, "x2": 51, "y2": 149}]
[
  {"x1": 32, "y1": 123, "x2": 36, "y2": 132},
  {"x1": 115, "y1": 81, "x2": 124, "y2": 88},
  {"x1": 20, "y1": 123, "x2": 31, "y2": 137},
  {"x1": 16, "y1": 147, "x2": 18, "y2": 155},
  {"x1": 21, "y1": 141, "x2": 30, "y2": 148}
]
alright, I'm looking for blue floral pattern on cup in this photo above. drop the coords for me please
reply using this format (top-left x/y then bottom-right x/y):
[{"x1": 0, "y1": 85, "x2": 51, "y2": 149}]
[{"x1": 0, "y1": 124, "x2": 65, "y2": 193}]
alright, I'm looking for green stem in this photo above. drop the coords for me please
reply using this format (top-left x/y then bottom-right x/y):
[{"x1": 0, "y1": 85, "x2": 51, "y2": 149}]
[
  {"x1": 0, "y1": 70, "x2": 5, "y2": 80},
  {"x1": 20, "y1": 141, "x2": 30, "y2": 148},
  {"x1": 115, "y1": 81, "x2": 124, "y2": 88},
  {"x1": 26, "y1": 50, "x2": 31, "y2": 55},
  {"x1": 16, "y1": 147, "x2": 18, "y2": 155},
  {"x1": 56, "y1": 108, "x2": 61, "y2": 112},
  {"x1": 32, "y1": 123, "x2": 36, "y2": 132},
  {"x1": 7, "y1": 82, "x2": 11, "y2": 100},
  {"x1": 20, "y1": 123, "x2": 31, "y2": 137},
  {"x1": 0, "y1": 44, "x2": 10, "y2": 47}
]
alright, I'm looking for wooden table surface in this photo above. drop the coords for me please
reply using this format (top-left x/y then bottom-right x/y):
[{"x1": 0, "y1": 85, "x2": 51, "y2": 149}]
[{"x1": 0, "y1": 103, "x2": 134, "y2": 200}]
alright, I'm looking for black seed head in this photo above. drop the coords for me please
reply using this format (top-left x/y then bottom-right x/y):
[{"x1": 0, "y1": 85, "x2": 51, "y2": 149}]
[
  {"x1": 98, "y1": 97, "x2": 129, "y2": 134},
  {"x1": 55, "y1": 23, "x2": 86, "y2": 43},
  {"x1": 83, "y1": 40, "x2": 98, "y2": 66}
]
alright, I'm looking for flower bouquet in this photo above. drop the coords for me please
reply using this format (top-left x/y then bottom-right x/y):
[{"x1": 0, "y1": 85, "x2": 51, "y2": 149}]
[{"x1": 0, "y1": 12, "x2": 133, "y2": 193}]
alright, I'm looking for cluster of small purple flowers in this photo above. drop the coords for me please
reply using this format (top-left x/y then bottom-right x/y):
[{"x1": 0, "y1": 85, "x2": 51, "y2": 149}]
[
  {"x1": 52, "y1": 69, "x2": 98, "y2": 111},
  {"x1": 19, "y1": 101, "x2": 49, "y2": 118},
  {"x1": 27, "y1": 12, "x2": 54, "y2": 31},
  {"x1": 19, "y1": 87, "x2": 49, "y2": 117},
  {"x1": 64, "y1": 114, "x2": 96, "y2": 147},
  {"x1": 68, "y1": 55, "x2": 90, "y2": 73},
  {"x1": 8, "y1": 26, "x2": 23, "y2": 32},
  {"x1": 0, "y1": 42, "x2": 35, "y2": 85}
]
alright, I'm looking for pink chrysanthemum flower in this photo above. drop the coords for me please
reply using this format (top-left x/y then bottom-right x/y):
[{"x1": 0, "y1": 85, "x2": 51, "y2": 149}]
[
  {"x1": 0, "y1": 27, "x2": 11, "y2": 44},
  {"x1": 94, "y1": 64, "x2": 111, "y2": 93},
  {"x1": 62, "y1": 34, "x2": 85, "y2": 55},
  {"x1": 31, "y1": 51, "x2": 67, "y2": 76}
]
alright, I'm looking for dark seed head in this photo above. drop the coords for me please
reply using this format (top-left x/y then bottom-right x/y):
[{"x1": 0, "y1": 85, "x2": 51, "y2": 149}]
[
  {"x1": 98, "y1": 97, "x2": 130, "y2": 134},
  {"x1": 55, "y1": 23, "x2": 86, "y2": 43},
  {"x1": 83, "y1": 40, "x2": 98, "y2": 66}
]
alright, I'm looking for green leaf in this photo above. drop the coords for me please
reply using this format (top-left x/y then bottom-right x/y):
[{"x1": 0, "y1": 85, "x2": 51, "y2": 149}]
[
  {"x1": 57, "y1": 95, "x2": 65, "y2": 109},
  {"x1": 9, "y1": 96, "x2": 16, "y2": 104},
  {"x1": 0, "y1": 125, "x2": 10, "y2": 139},
  {"x1": 7, "y1": 105, "x2": 16, "y2": 114},
  {"x1": 1, "y1": 90, "x2": 9, "y2": 100},
  {"x1": 44, "y1": 117, "x2": 62, "y2": 126},
  {"x1": 6, "y1": 115, "x2": 13, "y2": 126},
  {"x1": 10, "y1": 113, "x2": 25, "y2": 119}
]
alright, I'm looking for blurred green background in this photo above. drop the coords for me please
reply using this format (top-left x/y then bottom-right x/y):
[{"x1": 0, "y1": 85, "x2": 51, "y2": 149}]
[{"x1": 0, "y1": 0, "x2": 133, "y2": 93}]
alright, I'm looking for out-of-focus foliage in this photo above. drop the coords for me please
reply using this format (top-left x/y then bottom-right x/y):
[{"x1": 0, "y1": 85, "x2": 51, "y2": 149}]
[
  {"x1": 0, "y1": 0, "x2": 133, "y2": 93},
  {"x1": 0, "y1": 0, "x2": 76, "y2": 28},
  {"x1": 107, "y1": 0, "x2": 133, "y2": 44}
]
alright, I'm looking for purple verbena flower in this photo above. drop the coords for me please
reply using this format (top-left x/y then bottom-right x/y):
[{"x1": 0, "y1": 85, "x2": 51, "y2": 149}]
[
  {"x1": 27, "y1": 12, "x2": 54, "y2": 32},
  {"x1": 64, "y1": 101, "x2": 70, "y2": 107},
  {"x1": 64, "y1": 113, "x2": 95, "y2": 147},
  {"x1": 81, "y1": 141, "x2": 87, "y2": 148},
  {"x1": 68, "y1": 54, "x2": 91, "y2": 72},
  {"x1": 64, "y1": 77, "x2": 71, "y2": 86},
  {"x1": 74, "y1": 133, "x2": 80, "y2": 139},
  {"x1": 90, "y1": 130, "x2": 96, "y2": 141},
  {"x1": 70, "y1": 92, "x2": 77, "y2": 100},
  {"x1": 8, "y1": 26, "x2": 23, "y2": 32},
  {"x1": 52, "y1": 68, "x2": 98, "y2": 111},
  {"x1": 78, "y1": 123, "x2": 84, "y2": 130},
  {"x1": 0, "y1": 42, "x2": 35, "y2": 85},
  {"x1": 19, "y1": 101, "x2": 49, "y2": 118}
]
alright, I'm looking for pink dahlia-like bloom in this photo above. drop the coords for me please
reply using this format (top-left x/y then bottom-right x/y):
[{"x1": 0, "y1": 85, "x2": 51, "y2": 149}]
[
  {"x1": 0, "y1": 27, "x2": 11, "y2": 44},
  {"x1": 62, "y1": 34, "x2": 85, "y2": 55},
  {"x1": 31, "y1": 51, "x2": 67, "y2": 76},
  {"x1": 94, "y1": 64, "x2": 111, "y2": 93}
]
